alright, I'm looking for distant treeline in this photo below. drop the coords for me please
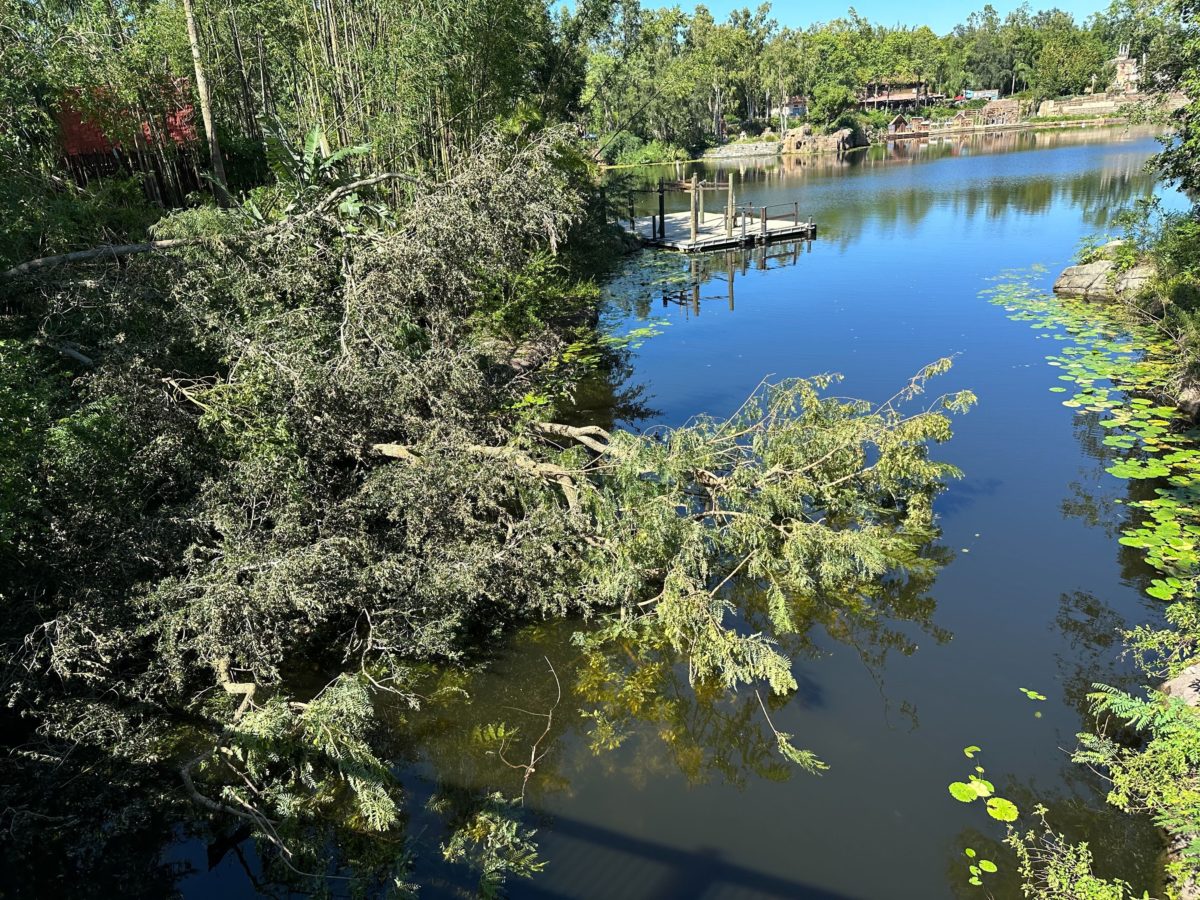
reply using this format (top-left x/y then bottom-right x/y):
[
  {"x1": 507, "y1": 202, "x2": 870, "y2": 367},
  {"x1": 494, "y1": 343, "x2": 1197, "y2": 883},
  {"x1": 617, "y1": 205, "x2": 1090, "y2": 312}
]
[{"x1": 582, "y1": 0, "x2": 1189, "y2": 158}]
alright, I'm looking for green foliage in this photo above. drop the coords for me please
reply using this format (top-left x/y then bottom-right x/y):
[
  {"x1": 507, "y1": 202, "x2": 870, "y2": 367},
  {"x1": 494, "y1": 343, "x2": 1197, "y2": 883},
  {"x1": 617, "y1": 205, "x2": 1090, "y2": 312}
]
[
  {"x1": 1007, "y1": 806, "x2": 1148, "y2": 899},
  {"x1": 600, "y1": 131, "x2": 689, "y2": 166},
  {"x1": 441, "y1": 793, "x2": 545, "y2": 898},
  {"x1": 809, "y1": 82, "x2": 857, "y2": 129},
  {"x1": 581, "y1": 1, "x2": 1136, "y2": 154},
  {"x1": 0, "y1": 112, "x2": 976, "y2": 893},
  {"x1": 0, "y1": 174, "x2": 158, "y2": 271},
  {"x1": 1146, "y1": 1, "x2": 1200, "y2": 194}
]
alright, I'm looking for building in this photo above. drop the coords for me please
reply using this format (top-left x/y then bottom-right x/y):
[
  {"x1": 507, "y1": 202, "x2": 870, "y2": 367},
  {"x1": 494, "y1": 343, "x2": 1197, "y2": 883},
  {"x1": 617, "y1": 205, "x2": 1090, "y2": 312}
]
[
  {"x1": 950, "y1": 109, "x2": 980, "y2": 128},
  {"x1": 1112, "y1": 44, "x2": 1141, "y2": 93},
  {"x1": 961, "y1": 89, "x2": 1000, "y2": 102},
  {"x1": 887, "y1": 114, "x2": 930, "y2": 137},
  {"x1": 770, "y1": 96, "x2": 808, "y2": 119},
  {"x1": 860, "y1": 82, "x2": 946, "y2": 110},
  {"x1": 58, "y1": 79, "x2": 197, "y2": 160},
  {"x1": 980, "y1": 98, "x2": 1021, "y2": 125},
  {"x1": 56, "y1": 79, "x2": 200, "y2": 203}
]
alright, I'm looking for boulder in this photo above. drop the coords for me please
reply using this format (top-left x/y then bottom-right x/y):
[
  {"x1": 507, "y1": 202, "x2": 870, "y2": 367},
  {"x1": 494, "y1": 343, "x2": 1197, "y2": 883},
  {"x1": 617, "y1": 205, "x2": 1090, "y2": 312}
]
[
  {"x1": 1115, "y1": 264, "x2": 1155, "y2": 297},
  {"x1": 783, "y1": 125, "x2": 867, "y2": 156},
  {"x1": 1162, "y1": 663, "x2": 1200, "y2": 706},
  {"x1": 1179, "y1": 384, "x2": 1200, "y2": 421},
  {"x1": 1053, "y1": 260, "x2": 1115, "y2": 300},
  {"x1": 1053, "y1": 239, "x2": 1154, "y2": 301},
  {"x1": 1162, "y1": 664, "x2": 1200, "y2": 900}
]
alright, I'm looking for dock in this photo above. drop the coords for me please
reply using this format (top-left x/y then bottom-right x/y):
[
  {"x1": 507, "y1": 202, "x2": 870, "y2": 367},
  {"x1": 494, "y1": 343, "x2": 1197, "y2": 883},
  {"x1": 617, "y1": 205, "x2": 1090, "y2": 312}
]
[
  {"x1": 634, "y1": 208, "x2": 816, "y2": 253},
  {"x1": 620, "y1": 173, "x2": 816, "y2": 254}
]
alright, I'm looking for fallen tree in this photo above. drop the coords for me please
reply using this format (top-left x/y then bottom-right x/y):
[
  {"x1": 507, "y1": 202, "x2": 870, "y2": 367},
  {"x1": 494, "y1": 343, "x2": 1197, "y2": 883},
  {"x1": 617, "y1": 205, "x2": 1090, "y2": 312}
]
[{"x1": 0, "y1": 125, "x2": 972, "y2": 893}]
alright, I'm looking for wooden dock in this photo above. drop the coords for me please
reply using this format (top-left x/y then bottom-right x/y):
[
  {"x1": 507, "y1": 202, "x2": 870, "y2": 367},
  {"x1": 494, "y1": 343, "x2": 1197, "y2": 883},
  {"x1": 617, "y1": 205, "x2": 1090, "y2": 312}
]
[
  {"x1": 622, "y1": 173, "x2": 815, "y2": 254},
  {"x1": 634, "y1": 209, "x2": 816, "y2": 253}
]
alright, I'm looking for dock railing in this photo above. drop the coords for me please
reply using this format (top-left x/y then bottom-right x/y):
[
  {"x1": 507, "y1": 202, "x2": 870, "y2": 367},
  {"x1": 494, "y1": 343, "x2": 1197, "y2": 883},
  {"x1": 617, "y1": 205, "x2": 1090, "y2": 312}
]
[{"x1": 729, "y1": 201, "x2": 810, "y2": 238}]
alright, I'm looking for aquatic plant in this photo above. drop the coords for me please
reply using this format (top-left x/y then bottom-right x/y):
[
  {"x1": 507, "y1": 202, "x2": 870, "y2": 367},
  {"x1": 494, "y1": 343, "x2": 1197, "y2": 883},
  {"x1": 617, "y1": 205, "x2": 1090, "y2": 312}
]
[{"x1": 987, "y1": 271, "x2": 1200, "y2": 893}]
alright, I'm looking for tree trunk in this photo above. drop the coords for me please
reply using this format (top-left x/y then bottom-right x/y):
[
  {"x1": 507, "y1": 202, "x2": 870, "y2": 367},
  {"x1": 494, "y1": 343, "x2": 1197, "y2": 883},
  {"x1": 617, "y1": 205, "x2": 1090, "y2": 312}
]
[{"x1": 181, "y1": 0, "x2": 231, "y2": 203}]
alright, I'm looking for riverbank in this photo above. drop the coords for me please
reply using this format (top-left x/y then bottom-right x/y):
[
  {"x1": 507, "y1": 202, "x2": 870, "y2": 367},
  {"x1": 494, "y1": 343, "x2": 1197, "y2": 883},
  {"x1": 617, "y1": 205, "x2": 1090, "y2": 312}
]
[
  {"x1": 692, "y1": 118, "x2": 1140, "y2": 162},
  {"x1": 1046, "y1": 213, "x2": 1200, "y2": 898},
  {"x1": 597, "y1": 119, "x2": 1146, "y2": 171}
]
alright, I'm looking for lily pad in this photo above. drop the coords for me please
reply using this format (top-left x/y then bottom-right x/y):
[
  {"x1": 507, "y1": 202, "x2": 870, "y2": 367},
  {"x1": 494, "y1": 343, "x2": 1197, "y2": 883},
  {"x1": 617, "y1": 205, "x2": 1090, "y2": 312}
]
[
  {"x1": 949, "y1": 782, "x2": 978, "y2": 803},
  {"x1": 986, "y1": 797, "x2": 1019, "y2": 822}
]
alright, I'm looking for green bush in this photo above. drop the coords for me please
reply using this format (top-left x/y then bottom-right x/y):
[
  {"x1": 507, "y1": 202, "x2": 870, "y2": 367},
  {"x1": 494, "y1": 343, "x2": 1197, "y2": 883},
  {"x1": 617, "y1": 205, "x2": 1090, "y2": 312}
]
[{"x1": 611, "y1": 138, "x2": 689, "y2": 166}]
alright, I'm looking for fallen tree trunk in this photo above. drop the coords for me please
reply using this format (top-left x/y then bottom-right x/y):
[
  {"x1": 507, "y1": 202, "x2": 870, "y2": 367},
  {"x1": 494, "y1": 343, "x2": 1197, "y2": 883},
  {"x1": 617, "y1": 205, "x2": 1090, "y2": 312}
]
[{"x1": 1, "y1": 172, "x2": 420, "y2": 282}]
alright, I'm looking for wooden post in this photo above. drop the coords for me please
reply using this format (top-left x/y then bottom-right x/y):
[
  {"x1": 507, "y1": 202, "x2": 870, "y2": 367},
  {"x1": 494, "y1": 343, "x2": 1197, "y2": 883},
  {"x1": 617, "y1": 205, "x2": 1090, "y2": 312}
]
[
  {"x1": 629, "y1": 192, "x2": 636, "y2": 233},
  {"x1": 658, "y1": 178, "x2": 666, "y2": 240},
  {"x1": 760, "y1": 207, "x2": 767, "y2": 239},
  {"x1": 726, "y1": 173, "x2": 735, "y2": 238},
  {"x1": 699, "y1": 181, "x2": 705, "y2": 227},
  {"x1": 794, "y1": 201, "x2": 799, "y2": 226},
  {"x1": 690, "y1": 173, "x2": 699, "y2": 243},
  {"x1": 740, "y1": 208, "x2": 747, "y2": 244},
  {"x1": 727, "y1": 251, "x2": 735, "y2": 311}
]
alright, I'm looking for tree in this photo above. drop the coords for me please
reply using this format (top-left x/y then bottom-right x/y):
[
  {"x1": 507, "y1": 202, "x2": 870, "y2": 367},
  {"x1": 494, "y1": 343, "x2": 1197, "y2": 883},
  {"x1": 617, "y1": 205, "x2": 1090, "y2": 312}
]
[
  {"x1": 1150, "y1": 0, "x2": 1200, "y2": 191},
  {"x1": 180, "y1": 0, "x2": 230, "y2": 200}
]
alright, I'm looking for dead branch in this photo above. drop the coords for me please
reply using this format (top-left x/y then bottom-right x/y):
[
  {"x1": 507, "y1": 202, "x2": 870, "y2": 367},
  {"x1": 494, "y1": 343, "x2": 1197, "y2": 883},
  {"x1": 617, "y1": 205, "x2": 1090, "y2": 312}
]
[
  {"x1": 532, "y1": 422, "x2": 612, "y2": 455},
  {"x1": 216, "y1": 657, "x2": 258, "y2": 721},
  {"x1": 0, "y1": 173, "x2": 420, "y2": 282},
  {"x1": 1, "y1": 237, "x2": 211, "y2": 280},
  {"x1": 371, "y1": 442, "x2": 422, "y2": 463},
  {"x1": 372, "y1": 441, "x2": 581, "y2": 510},
  {"x1": 497, "y1": 656, "x2": 561, "y2": 805},
  {"x1": 468, "y1": 444, "x2": 580, "y2": 511}
]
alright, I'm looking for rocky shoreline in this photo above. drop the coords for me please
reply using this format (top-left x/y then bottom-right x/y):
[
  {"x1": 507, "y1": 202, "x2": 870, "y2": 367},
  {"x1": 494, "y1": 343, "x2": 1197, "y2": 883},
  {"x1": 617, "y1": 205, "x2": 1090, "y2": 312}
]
[
  {"x1": 1056, "y1": 247, "x2": 1200, "y2": 899},
  {"x1": 1054, "y1": 243, "x2": 1200, "y2": 419}
]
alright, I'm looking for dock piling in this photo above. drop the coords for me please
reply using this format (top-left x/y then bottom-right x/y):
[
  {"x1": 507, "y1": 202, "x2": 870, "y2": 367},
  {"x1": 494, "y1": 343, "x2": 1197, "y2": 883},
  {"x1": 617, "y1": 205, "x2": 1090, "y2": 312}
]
[
  {"x1": 690, "y1": 174, "x2": 699, "y2": 242},
  {"x1": 658, "y1": 178, "x2": 666, "y2": 240},
  {"x1": 726, "y1": 174, "x2": 735, "y2": 238}
]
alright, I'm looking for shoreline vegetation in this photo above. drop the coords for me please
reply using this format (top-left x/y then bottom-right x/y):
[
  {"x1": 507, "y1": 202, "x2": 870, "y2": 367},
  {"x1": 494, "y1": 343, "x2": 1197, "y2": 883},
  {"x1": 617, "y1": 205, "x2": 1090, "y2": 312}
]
[
  {"x1": 594, "y1": 116, "x2": 1155, "y2": 169},
  {"x1": 1, "y1": 0, "x2": 1199, "y2": 897}
]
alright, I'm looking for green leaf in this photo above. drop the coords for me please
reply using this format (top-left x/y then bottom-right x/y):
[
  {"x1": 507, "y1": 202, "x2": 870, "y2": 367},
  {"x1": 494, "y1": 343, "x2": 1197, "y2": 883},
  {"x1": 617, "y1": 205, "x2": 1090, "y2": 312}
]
[
  {"x1": 963, "y1": 745, "x2": 981, "y2": 758},
  {"x1": 986, "y1": 797, "x2": 1019, "y2": 822},
  {"x1": 979, "y1": 860, "x2": 998, "y2": 873},
  {"x1": 949, "y1": 782, "x2": 978, "y2": 803}
]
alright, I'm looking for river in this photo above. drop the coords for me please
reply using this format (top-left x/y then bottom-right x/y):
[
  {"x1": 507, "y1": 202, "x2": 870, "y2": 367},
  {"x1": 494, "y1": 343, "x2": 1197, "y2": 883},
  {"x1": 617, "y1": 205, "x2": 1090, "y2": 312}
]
[{"x1": 177, "y1": 127, "x2": 1187, "y2": 899}]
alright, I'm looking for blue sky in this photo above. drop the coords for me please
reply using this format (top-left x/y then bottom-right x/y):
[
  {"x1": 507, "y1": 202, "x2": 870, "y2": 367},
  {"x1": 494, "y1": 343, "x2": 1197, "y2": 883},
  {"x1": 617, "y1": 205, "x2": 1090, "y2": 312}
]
[{"x1": 581, "y1": 1, "x2": 1111, "y2": 34}]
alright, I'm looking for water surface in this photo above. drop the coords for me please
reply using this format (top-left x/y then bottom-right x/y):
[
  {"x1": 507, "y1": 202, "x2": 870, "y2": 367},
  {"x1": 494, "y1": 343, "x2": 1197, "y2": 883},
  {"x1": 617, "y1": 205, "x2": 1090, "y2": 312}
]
[{"x1": 514, "y1": 127, "x2": 1183, "y2": 899}]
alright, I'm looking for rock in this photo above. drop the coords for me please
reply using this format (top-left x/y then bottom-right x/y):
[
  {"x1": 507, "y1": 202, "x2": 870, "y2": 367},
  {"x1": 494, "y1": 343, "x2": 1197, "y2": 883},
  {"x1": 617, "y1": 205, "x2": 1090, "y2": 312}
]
[
  {"x1": 782, "y1": 126, "x2": 867, "y2": 156},
  {"x1": 1115, "y1": 263, "x2": 1154, "y2": 297},
  {"x1": 1162, "y1": 664, "x2": 1200, "y2": 900},
  {"x1": 1052, "y1": 241, "x2": 1154, "y2": 301},
  {"x1": 1163, "y1": 664, "x2": 1200, "y2": 706},
  {"x1": 1053, "y1": 260, "x2": 1115, "y2": 300},
  {"x1": 1179, "y1": 384, "x2": 1200, "y2": 421}
]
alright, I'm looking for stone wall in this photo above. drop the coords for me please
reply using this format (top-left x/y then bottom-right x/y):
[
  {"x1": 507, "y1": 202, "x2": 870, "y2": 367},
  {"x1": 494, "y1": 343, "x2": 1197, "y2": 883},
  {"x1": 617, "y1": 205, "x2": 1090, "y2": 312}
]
[
  {"x1": 703, "y1": 140, "x2": 781, "y2": 159},
  {"x1": 1037, "y1": 91, "x2": 1188, "y2": 117}
]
